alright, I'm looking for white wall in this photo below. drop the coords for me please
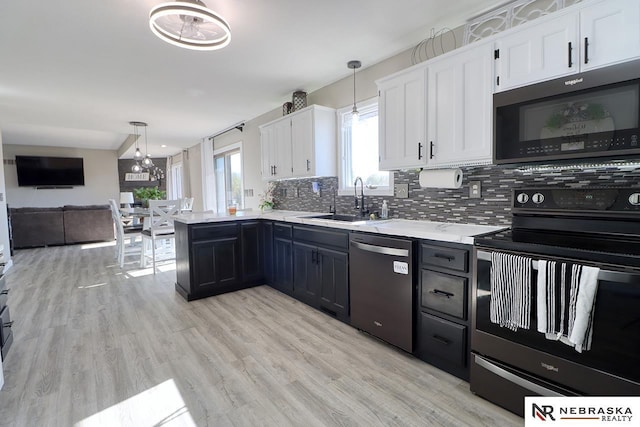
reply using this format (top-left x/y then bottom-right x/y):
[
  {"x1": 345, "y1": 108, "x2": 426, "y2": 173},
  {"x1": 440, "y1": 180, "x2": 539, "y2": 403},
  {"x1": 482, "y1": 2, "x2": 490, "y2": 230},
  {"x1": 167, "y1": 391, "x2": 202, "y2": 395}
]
[
  {"x1": 3, "y1": 145, "x2": 119, "y2": 208},
  {"x1": 187, "y1": 27, "x2": 463, "y2": 211},
  {"x1": 0, "y1": 130, "x2": 11, "y2": 267}
]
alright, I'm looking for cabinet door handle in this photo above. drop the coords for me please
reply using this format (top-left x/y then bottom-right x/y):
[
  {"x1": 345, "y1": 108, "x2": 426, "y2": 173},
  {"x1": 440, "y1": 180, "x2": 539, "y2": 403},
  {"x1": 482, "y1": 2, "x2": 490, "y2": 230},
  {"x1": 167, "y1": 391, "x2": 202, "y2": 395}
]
[
  {"x1": 584, "y1": 37, "x2": 589, "y2": 64},
  {"x1": 418, "y1": 142, "x2": 423, "y2": 160},
  {"x1": 273, "y1": 165, "x2": 277, "y2": 175},
  {"x1": 0, "y1": 290, "x2": 8, "y2": 295},
  {"x1": 3, "y1": 321, "x2": 13, "y2": 328},
  {"x1": 434, "y1": 253, "x2": 455, "y2": 261},
  {"x1": 306, "y1": 159, "x2": 311, "y2": 171},
  {"x1": 311, "y1": 250, "x2": 316, "y2": 264},
  {"x1": 429, "y1": 141, "x2": 434, "y2": 159},
  {"x1": 432, "y1": 334, "x2": 451, "y2": 345},
  {"x1": 430, "y1": 289, "x2": 455, "y2": 299},
  {"x1": 568, "y1": 41, "x2": 573, "y2": 68}
]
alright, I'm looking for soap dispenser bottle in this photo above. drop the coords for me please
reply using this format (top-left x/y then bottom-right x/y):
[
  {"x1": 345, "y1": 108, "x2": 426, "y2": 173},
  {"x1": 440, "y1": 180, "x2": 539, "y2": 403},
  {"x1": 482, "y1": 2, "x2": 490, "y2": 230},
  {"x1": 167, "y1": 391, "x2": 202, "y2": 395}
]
[{"x1": 381, "y1": 200, "x2": 389, "y2": 219}]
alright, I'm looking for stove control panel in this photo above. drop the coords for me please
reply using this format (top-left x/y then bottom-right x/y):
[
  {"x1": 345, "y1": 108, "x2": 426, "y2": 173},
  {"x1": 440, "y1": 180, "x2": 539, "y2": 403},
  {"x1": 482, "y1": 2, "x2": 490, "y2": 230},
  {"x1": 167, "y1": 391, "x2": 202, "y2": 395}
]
[{"x1": 513, "y1": 188, "x2": 640, "y2": 212}]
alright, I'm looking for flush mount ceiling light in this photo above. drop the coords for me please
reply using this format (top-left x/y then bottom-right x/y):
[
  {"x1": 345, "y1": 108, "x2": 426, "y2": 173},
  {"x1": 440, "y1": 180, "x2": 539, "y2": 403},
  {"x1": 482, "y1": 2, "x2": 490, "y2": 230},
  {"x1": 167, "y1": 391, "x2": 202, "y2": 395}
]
[
  {"x1": 149, "y1": 0, "x2": 231, "y2": 51},
  {"x1": 348, "y1": 60, "x2": 362, "y2": 122}
]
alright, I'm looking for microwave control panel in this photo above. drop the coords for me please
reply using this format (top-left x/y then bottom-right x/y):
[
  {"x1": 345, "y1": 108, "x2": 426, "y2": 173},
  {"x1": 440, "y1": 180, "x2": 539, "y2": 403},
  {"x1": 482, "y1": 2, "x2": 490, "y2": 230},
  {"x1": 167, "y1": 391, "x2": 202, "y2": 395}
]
[{"x1": 518, "y1": 130, "x2": 639, "y2": 157}]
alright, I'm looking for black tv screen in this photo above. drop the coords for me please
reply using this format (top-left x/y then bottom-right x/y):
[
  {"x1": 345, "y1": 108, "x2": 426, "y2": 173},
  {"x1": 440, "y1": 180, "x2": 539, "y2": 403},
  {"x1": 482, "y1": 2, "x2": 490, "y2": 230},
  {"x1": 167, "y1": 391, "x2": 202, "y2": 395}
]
[{"x1": 15, "y1": 155, "x2": 85, "y2": 187}]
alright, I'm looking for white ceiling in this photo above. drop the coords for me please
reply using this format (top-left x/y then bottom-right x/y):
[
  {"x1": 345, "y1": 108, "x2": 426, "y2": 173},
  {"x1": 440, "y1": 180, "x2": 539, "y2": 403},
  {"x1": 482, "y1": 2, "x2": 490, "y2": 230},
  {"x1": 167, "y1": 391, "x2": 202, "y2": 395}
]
[{"x1": 0, "y1": 0, "x2": 502, "y2": 158}]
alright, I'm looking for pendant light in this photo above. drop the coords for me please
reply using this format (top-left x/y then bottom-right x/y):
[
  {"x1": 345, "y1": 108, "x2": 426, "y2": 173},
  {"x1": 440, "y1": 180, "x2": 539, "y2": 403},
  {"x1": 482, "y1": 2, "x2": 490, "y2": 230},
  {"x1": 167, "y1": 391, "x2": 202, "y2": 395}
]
[
  {"x1": 141, "y1": 124, "x2": 154, "y2": 169},
  {"x1": 129, "y1": 121, "x2": 146, "y2": 173},
  {"x1": 348, "y1": 60, "x2": 361, "y2": 122},
  {"x1": 149, "y1": 0, "x2": 231, "y2": 51}
]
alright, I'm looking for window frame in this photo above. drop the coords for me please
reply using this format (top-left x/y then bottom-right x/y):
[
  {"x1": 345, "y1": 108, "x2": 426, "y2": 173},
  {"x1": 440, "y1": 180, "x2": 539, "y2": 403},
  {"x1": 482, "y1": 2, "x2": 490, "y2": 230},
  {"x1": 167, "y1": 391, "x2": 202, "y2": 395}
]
[
  {"x1": 337, "y1": 97, "x2": 393, "y2": 196},
  {"x1": 213, "y1": 141, "x2": 244, "y2": 212}
]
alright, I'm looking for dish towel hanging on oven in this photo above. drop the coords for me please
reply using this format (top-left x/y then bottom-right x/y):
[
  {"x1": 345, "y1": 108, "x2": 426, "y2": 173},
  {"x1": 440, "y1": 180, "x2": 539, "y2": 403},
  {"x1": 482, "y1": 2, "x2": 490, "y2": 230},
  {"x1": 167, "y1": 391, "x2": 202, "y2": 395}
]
[
  {"x1": 536, "y1": 260, "x2": 600, "y2": 353},
  {"x1": 490, "y1": 252, "x2": 532, "y2": 331}
]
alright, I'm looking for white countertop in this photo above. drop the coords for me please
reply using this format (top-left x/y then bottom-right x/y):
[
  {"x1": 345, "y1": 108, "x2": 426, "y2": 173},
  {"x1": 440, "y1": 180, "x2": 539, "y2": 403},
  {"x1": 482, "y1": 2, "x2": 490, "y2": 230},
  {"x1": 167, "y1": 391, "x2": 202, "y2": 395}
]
[{"x1": 174, "y1": 210, "x2": 507, "y2": 244}]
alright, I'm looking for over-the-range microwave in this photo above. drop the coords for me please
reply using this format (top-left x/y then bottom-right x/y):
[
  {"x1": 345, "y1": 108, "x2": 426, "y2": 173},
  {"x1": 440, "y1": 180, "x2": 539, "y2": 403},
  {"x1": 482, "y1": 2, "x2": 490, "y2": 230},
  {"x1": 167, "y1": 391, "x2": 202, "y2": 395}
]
[{"x1": 494, "y1": 59, "x2": 640, "y2": 165}]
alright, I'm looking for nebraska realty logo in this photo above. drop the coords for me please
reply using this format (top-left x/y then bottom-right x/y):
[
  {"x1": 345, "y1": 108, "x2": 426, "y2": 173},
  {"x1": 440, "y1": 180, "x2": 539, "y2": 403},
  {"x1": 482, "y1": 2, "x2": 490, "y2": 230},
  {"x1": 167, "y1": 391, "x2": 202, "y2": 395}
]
[{"x1": 525, "y1": 397, "x2": 639, "y2": 426}]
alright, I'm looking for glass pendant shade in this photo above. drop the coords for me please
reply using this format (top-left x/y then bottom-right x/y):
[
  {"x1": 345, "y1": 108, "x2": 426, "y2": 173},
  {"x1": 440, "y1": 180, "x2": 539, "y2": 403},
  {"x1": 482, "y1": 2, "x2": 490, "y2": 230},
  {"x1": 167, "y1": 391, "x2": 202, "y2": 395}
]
[
  {"x1": 348, "y1": 60, "x2": 361, "y2": 125},
  {"x1": 131, "y1": 162, "x2": 143, "y2": 173},
  {"x1": 142, "y1": 155, "x2": 154, "y2": 168},
  {"x1": 134, "y1": 147, "x2": 143, "y2": 160}
]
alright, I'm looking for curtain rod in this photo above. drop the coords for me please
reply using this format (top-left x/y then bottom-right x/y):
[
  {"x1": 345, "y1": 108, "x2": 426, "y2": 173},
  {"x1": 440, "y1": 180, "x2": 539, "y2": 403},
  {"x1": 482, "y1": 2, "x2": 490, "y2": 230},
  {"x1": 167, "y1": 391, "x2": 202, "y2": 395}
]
[{"x1": 207, "y1": 121, "x2": 245, "y2": 140}]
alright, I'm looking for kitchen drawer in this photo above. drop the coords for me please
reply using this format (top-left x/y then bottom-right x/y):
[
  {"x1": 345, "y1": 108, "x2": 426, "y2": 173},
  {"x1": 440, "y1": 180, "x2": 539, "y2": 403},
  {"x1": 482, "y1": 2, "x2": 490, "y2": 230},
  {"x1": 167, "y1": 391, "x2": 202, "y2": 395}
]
[
  {"x1": 0, "y1": 305, "x2": 12, "y2": 347},
  {"x1": 190, "y1": 223, "x2": 238, "y2": 241},
  {"x1": 421, "y1": 269, "x2": 467, "y2": 320},
  {"x1": 419, "y1": 312, "x2": 466, "y2": 368},
  {"x1": 293, "y1": 226, "x2": 348, "y2": 250},
  {"x1": 273, "y1": 223, "x2": 292, "y2": 239},
  {"x1": 421, "y1": 244, "x2": 468, "y2": 273}
]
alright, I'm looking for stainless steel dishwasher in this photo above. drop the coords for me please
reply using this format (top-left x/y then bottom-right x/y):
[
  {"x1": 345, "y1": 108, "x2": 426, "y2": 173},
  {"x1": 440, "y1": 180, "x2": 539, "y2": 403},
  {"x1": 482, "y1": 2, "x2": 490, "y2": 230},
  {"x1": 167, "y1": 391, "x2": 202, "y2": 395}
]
[{"x1": 349, "y1": 233, "x2": 414, "y2": 352}]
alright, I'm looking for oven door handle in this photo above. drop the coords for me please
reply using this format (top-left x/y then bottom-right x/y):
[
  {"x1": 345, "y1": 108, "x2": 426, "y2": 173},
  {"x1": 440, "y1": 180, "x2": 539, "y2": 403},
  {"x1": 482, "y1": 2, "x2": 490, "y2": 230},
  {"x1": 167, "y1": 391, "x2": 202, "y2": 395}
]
[
  {"x1": 474, "y1": 354, "x2": 565, "y2": 397},
  {"x1": 476, "y1": 250, "x2": 640, "y2": 284}
]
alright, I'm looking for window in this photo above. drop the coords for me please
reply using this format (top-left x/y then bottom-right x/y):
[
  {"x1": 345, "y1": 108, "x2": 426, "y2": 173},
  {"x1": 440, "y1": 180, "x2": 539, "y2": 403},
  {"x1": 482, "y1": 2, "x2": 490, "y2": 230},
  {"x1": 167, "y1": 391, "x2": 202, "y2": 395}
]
[
  {"x1": 170, "y1": 162, "x2": 183, "y2": 199},
  {"x1": 214, "y1": 143, "x2": 244, "y2": 213},
  {"x1": 338, "y1": 98, "x2": 393, "y2": 195}
]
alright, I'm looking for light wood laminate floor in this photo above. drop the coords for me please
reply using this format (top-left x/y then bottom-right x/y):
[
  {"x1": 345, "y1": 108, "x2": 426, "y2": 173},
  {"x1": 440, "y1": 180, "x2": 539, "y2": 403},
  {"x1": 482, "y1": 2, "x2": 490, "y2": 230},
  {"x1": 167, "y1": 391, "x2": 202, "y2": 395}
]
[{"x1": 0, "y1": 243, "x2": 521, "y2": 426}]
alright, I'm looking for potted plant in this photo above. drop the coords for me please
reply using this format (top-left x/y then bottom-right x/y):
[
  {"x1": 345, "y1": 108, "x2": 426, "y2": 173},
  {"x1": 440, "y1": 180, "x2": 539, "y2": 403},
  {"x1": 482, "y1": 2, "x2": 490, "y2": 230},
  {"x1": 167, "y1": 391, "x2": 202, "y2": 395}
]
[
  {"x1": 258, "y1": 182, "x2": 276, "y2": 212},
  {"x1": 133, "y1": 186, "x2": 166, "y2": 207}
]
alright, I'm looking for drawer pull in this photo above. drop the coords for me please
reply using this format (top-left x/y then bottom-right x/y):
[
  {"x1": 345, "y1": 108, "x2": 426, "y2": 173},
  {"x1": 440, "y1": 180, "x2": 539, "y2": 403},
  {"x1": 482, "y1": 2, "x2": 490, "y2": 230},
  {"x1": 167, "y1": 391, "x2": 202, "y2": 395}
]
[
  {"x1": 430, "y1": 289, "x2": 454, "y2": 299},
  {"x1": 434, "y1": 253, "x2": 455, "y2": 261},
  {"x1": 0, "y1": 290, "x2": 8, "y2": 295},
  {"x1": 3, "y1": 321, "x2": 12, "y2": 328},
  {"x1": 432, "y1": 334, "x2": 451, "y2": 345}
]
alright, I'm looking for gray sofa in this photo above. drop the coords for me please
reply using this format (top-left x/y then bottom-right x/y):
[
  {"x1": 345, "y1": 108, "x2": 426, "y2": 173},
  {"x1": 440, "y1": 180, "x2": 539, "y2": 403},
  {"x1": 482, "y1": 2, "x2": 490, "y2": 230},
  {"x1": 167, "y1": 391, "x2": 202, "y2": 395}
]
[{"x1": 10, "y1": 205, "x2": 114, "y2": 249}]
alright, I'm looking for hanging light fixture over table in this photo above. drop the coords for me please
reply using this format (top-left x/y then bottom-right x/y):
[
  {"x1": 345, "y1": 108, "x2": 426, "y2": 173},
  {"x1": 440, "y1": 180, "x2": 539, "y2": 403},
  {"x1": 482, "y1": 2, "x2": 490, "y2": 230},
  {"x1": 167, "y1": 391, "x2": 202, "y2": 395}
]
[
  {"x1": 348, "y1": 60, "x2": 362, "y2": 122},
  {"x1": 149, "y1": 0, "x2": 231, "y2": 51},
  {"x1": 129, "y1": 121, "x2": 147, "y2": 173}
]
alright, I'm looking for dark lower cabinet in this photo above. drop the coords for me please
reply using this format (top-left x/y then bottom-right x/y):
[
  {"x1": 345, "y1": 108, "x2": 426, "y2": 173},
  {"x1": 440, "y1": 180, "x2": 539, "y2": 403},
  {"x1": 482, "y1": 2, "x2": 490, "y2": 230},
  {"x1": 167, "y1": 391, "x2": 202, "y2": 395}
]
[
  {"x1": 262, "y1": 221, "x2": 274, "y2": 284},
  {"x1": 175, "y1": 221, "x2": 262, "y2": 301},
  {"x1": 415, "y1": 240, "x2": 471, "y2": 380},
  {"x1": 272, "y1": 223, "x2": 293, "y2": 294},
  {"x1": 292, "y1": 225, "x2": 349, "y2": 323},
  {"x1": 0, "y1": 275, "x2": 12, "y2": 360},
  {"x1": 241, "y1": 221, "x2": 262, "y2": 283}
]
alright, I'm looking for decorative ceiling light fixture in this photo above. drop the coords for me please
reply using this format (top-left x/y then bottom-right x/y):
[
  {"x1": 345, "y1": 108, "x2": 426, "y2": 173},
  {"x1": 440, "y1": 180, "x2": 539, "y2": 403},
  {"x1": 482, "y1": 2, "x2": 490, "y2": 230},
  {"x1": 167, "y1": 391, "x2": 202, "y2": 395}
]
[
  {"x1": 149, "y1": 0, "x2": 231, "y2": 51},
  {"x1": 129, "y1": 121, "x2": 147, "y2": 173},
  {"x1": 348, "y1": 60, "x2": 362, "y2": 122},
  {"x1": 141, "y1": 124, "x2": 154, "y2": 169}
]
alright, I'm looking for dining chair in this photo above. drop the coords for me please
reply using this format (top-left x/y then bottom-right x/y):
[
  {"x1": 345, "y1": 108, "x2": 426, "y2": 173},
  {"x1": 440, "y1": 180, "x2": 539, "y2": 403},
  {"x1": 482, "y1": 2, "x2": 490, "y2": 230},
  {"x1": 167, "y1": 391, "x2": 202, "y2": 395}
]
[
  {"x1": 108, "y1": 199, "x2": 140, "y2": 268},
  {"x1": 140, "y1": 199, "x2": 182, "y2": 273}
]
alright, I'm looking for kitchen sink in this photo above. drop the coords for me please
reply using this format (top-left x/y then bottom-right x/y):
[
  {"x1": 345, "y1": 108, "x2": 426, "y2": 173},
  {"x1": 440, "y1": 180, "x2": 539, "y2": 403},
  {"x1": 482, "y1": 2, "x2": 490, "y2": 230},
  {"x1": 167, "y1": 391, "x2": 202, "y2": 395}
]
[
  {"x1": 306, "y1": 213, "x2": 364, "y2": 222},
  {"x1": 306, "y1": 213, "x2": 390, "y2": 223}
]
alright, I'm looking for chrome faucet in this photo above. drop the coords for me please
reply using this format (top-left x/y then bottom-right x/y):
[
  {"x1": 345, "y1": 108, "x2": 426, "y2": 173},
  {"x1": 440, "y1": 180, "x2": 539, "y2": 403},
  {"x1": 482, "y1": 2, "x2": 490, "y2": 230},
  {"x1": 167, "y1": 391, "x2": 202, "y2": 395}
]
[{"x1": 354, "y1": 177, "x2": 368, "y2": 218}]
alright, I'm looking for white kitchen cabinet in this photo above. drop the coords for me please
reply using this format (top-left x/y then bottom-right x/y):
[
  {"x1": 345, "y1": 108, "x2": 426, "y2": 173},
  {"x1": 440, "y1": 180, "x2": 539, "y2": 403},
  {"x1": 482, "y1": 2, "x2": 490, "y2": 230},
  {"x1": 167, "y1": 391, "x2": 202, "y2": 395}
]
[
  {"x1": 260, "y1": 105, "x2": 335, "y2": 181},
  {"x1": 377, "y1": 66, "x2": 427, "y2": 170},
  {"x1": 494, "y1": 12, "x2": 579, "y2": 91},
  {"x1": 427, "y1": 42, "x2": 493, "y2": 167},
  {"x1": 579, "y1": 0, "x2": 640, "y2": 72},
  {"x1": 495, "y1": 0, "x2": 640, "y2": 92}
]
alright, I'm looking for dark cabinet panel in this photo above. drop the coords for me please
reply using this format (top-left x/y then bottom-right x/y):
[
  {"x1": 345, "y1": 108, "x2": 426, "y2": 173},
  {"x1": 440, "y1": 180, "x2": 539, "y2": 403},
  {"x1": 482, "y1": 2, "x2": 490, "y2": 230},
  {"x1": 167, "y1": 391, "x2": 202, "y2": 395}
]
[
  {"x1": 262, "y1": 221, "x2": 274, "y2": 284},
  {"x1": 175, "y1": 221, "x2": 262, "y2": 301},
  {"x1": 193, "y1": 237, "x2": 240, "y2": 291},
  {"x1": 273, "y1": 237, "x2": 293, "y2": 294},
  {"x1": 293, "y1": 241, "x2": 320, "y2": 306},
  {"x1": 241, "y1": 222, "x2": 262, "y2": 283},
  {"x1": 318, "y1": 247, "x2": 349, "y2": 322},
  {"x1": 421, "y1": 244, "x2": 468, "y2": 273},
  {"x1": 417, "y1": 312, "x2": 467, "y2": 377},
  {"x1": 420, "y1": 269, "x2": 468, "y2": 320}
]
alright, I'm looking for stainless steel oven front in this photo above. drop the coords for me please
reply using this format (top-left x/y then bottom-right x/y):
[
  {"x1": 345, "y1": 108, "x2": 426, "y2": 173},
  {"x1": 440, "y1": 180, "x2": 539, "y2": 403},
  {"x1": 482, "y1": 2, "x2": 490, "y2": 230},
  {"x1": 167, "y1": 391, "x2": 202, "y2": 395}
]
[{"x1": 470, "y1": 248, "x2": 640, "y2": 416}]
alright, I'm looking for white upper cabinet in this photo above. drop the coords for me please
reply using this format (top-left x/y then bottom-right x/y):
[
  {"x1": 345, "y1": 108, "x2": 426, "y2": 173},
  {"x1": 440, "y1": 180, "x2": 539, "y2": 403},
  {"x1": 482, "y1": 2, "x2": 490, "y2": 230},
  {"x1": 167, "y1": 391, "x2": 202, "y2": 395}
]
[
  {"x1": 428, "y1": 42, "x2": 493, "y2": 167},
  {"x1": 377, "y1": 67, "x2": 427, "y2": 170},
  {"x1": 580, "y1": 0, "x2": 640, "y2": 71},
  {"x1": 495, "y1": 0, "x2": 640, "y2": 92},
  {"x1": 260, "y1": 105, "x2": 336, "y2": 181},
  {"x1": 495, "y1": 13, "x2": 579, "y2": 91}
]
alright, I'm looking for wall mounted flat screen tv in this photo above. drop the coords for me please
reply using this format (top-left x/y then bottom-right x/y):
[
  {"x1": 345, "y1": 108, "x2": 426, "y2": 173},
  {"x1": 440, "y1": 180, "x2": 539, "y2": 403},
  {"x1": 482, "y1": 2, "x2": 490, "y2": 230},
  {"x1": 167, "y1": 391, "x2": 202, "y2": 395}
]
[{"x1": 15, "y1": 155, "x2": 85, "y2": 187}]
